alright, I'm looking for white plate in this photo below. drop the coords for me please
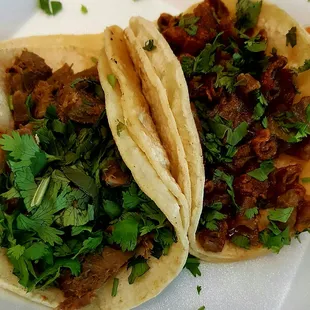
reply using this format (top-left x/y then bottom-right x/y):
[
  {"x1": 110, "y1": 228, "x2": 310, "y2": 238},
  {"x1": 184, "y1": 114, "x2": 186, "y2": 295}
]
[{"x1": 0, "y1": 0, "x2": 310, "y2": 309}]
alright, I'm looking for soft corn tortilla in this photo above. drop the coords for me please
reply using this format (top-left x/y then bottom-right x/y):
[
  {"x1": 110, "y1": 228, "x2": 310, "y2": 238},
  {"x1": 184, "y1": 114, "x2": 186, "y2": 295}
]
[
  {"x1": 128, "y1": 1, "x2": 310, "y2": 262},
  {"x1": 102, "y1": 26, "x2": 190, "y2": 231},
  {"x1": 0, "y1": 37, "x2": 188, "y2": 308}
]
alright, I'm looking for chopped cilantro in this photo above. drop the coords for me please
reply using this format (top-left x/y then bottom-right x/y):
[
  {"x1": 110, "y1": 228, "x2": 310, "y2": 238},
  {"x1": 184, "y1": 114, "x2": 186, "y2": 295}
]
[
  {"x1": 107, "y1": 74, "x2": 117, "y2": 88},
  {"x1": 253, "y1": 90, "x2": 268, "y2": 120},
  {"x1": 198, "y1": 307, "x2": 206, "y2": 310},
  {"x1": 200, "y1": 202, "x2": 226, "y2": 231},
  {"x1": 127, "y1": 256, "x2": 150, "y2": 284},
  {"x1": 143, "y1": 39, "x2": 156, "y2": 51},
  {"x1": 111, "y1": 278, "x2": 119, "y2": 297},
  {"x1": 111, "y1": 213, "x2": 140, "y2": 251},
  {"x1": 184, "y1": 255, "x2": 201, "y2": 277},
  {"x1": 247, "y1": 160, "x2": 274, "y2": 181},
  {"x1": 296, "y1": 59, "x2": 310, "y2": 73},
  {"x1": 39, "y1": 0, "x2": 62, "y2": 16},
  {"x1": 73, "y1": 234, "x2": 103, "y2": 259},
  {"x1": 194, "y1": 32, "x2": 223, "y2": 74},
  {"x1": 181, "y1": 56, "x2": 195, "y2": 77},
  {"x1": 81, "y1": 5, "x2": 88, "y2": 14},
  {"x1": 260, "y1": 226, "x2": 291, "y2": 253},
  {"x1": 103, "y1": 200, "x2": 122, "y2": 219},
  {"x1": 7, "y1": 245, "x2": 25, "y2": 260},
  {"x1": 262, "y1": 116, "x2": 268, "y2": 128},
  {"x1": 197, "y1": 285, "x2": 202, "y2": 295},
  {"x1": 117, "y1": 121, "x2": 126, "y2": 137},
  {"x1": 301, "y1": 177, "x2": 310, "y2": 183},
  {"x1": 179, "y1": 15, "x2": 200, "y2": 36},
  {"x1": 268, "y1": 207, "x2": 294, "y2": 223},
  {"x1": 286, "y1": 27, "x2": 297, "y2": 48},
  {"x1": 226, "y1": 122, "x2": 248, "y2": 146},
  {"x1": 236, "y1": 0, "x2": 262, "y2": 32},
  {"x1": 244, "y1": 35, "x2": 267, "y2": 52},
  {"x1": 245, "y1": 207, "x2": 258, "y2": 219},
  {"x1": 231, "y1": 235, "x2": 250, "y2": 249},
  {"x1": 214, "y1": 170, "x2": 238, "y2": 209}
]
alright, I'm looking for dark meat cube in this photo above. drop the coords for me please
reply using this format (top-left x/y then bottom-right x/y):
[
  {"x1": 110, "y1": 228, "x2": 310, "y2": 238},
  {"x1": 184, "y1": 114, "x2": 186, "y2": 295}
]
[
  {"x1": 6, "y1": 51, "x2": 52, "y2": 93},
  {"x1": 32, "y1": 81, "x2": 55, "y2": 119},
  {"x1": 12, "y1": 90, "x2": 29, "y2": 125}
]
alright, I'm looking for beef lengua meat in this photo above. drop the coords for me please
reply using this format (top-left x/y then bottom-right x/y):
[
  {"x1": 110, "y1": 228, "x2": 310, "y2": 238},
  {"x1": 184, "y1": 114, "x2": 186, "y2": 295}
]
[
  {"x1": 57, "y1": 66, "x2": 105, "y2": 124},
  {"x1": 6, "y1": 51, "x2": 52, "y2": 93},
  {"x1": 58, "y1": 247, "x2": 133, "y2": 310}
]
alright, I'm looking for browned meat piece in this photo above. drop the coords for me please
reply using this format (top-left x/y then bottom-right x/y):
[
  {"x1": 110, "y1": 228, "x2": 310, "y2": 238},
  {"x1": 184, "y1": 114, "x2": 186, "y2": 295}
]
[
  {"x1": 16, "y1": 123, "x2": 34, "y2": 135},
  {"x1": 32, "y1": 81, "x2": 54, "y2": 119},
  {"x1": 295, "y1": 200, "x2": 310, "y2": 232},
  {"x1": 233, "y1": 144, "x2": 255, "y2": 170},
  {"x1": 277, "y1": 184, "x2": 306, "y2": 209},
  {"x1": 137, "y1": 235, "x2": 154, "y2": 259},
  {"x1": 291, "y1": 96, "x2": 310, "y2": 123},
  {"x1": 239, "y1": 196, "x2": 257, "y2": 213},
  {"x1": 57, "y1": 66, "x2": 105, "y2": 124},
  {"x1": 288, "y1": 136, "x2": 310, "y2": 160},
  {"x1": 204, "y1": 180, "x2": 231, "y2": 207},
  {"x1": 58, "y1": 247, "x2": 133, "y2": 310},
  {"x1": 210, "y1": 93, "x2": 252, "y2": 127},
  {"x1": 102, "y1": 159, "x2": 131, "y2": 187},
  {"x1": 260, "y1": 55, "x2": 295, "y2": 111},
  {"x1": 6, "y1": 51, "x2": 52, "y2": 93},
  {"x1": 188, "y1": 75, "x2": 222, "y2": 101},
  {"x1": 47, "y1": 63, "x2": 73, "y2": 89},
  {"x1": 12, "y1": 90, "x2": 29, "y2": 125},
  {"x1": 269, "y1": 164, "x2": 302, "y2": 196},
  {"x1": 197, "y1": 221, "x2": 228, "y2": 252},
  {"x1": 230, "y1": 214, "x2": 258, "y2": 231},
  {"x1": 157, "y1": 13, "x2": 177, "y2": 32},
  {"x1": 251, "y1": 129, "x2": 277, "y2": 160},
  {"x1": 237, "y1": 73, "x2": 261, "y2": 94},
  {"x1": 234, "y1": 174, "x2": 268, "y2": 199}
]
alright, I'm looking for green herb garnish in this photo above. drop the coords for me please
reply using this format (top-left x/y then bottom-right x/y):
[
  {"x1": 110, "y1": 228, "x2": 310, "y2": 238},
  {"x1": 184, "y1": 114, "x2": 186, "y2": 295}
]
[
  {"x1": 236, "y1": 0, "x2": 262, "y2": 32},
  {"x1": 245, "y1": 207, "x2": 259, "y2": 219},
  {"x1": 179, "y1": 15, "x2": 200, "y2": 36},
  {"x1": 111, "y1": 278, "x2": 119, "y2": 297},
  {"x1": 268, "y1": 207, "x2": 294, "y2": 223},
  {"x1": 107, "y1": 74, "x2": 117, "y2": 88},
  {"x1": 143, "y1": 39, "x2": 156, "y2": 51},
  {"x1": 39, "y1": 0, "x2": 62, "y2": 16},
  {"x1": 127, "y1": 256, "x2": 150, "y2": 284},
  {"x1": 81, "y1": 5, "x2": 88, "y2": 14},
  {"x1": 184, "y1": 255, "x2": 201, "y2": 277},
  {"x1": 247, "y1": 160, "x2": 274, "y2": 181},
  {"x1": 231, "y1": 235, "x2": 250, "y2": 249},
  {"x1": 286, "y1": 27, "x2": 297, "y2": 48}
]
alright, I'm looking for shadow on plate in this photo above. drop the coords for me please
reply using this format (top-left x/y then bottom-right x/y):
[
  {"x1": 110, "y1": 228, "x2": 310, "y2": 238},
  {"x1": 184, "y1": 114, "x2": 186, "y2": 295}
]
[{"x1": 0, "y1": 0, "x2": 36, "y2": 40}]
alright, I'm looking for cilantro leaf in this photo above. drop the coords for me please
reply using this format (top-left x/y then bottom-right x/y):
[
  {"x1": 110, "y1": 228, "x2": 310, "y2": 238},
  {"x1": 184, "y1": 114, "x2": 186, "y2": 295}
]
[
  {"x1": 184, "y1": 255, "x2": 201, "y2": 277},
  {"x1": 111, "y1": 213, "x2": 140, "y2": 251},
  {"x1": 253, "y1": 90, "x2": 268, "y2": 120},
  {"x1": 111, "y1": 278, "x2": 119, "y2": 297},
  {"x1": 236, "y1": 0, "x2": 262, "y2": 31},
  {"x1": 117, "y1": 121, "x2": 126, "y2": 136},
  {"x1": 103, "y1": 200, "x2": 122, "y2": 219},
  {"x1": 128, "y1": 256, "x2": 150, "y2": 284},
  {"x1": 154, "y1": 228, "x2": 175, "y2": 255},
  {"x1": 226, "y1": 122, "x2": 248, "y2": 146},
  {"x1": 62, "y1": 166, "x2": 98, "y2": 198},
  {"x1": 71, "y1": 225, "x2": 93, "y2": 236},
  {"x1": 194, "y1": 32, "x2": 223, "y2": 74},
  {"x1": 60, "y1": 204, "x2": 94, "y2": 227},
  {"x1": 143, "y1": 40, "x2": 156, "y2": 51},
  {"x1": 39, "y1": 0, "x2": 62, "y2": 16},
  {"x1": 123, "y1": 183, "x2": 142, "y2": 210},
  {"x1": 179, "y1": 15, "x2": 200, "y2": 36},
  {"x1": 231, "y1": 235, "x2": 250, "y2": 249},
  {"x1": 301, "y1": 177, "x2": 310, "y2": 183},
  {"x1": 81, "y1": 4, "x2": 88, "y2": 14},
  {"x1": 1, "y1": 187, "x2": 20, "y2": 200},
  {"x1": 268, "y1": 207, "x2": 294, "y2": 223},
  {"x1": 260, "y1": 226, "x2": 291, "y2": 253},
  {"x1": 29, "y1": 258, "x2": 80, "y2": 290},
  {"x1": 244, "y1": 35, "x2": 267, "y2": 53},
  {"x1": 198, "y1": 307, "x2": 206, "y2": 310},
  {"x1": 247, "y1": 160, "x2": 274, "y2": 181},
  {"x1": 73, "y1": 234, "x2": 103, "y2": 259},
  {"x1": 107, "y1": 74, "x2": 117, "y2": 88},
  {"x1": 286, "y1": 27, "x2": 297, "y2": 48},
  {"x1": 245, "y1": 207, "x2": 258, "y2": 219},
  {"x1": 23, "y1": 242, "x2": 50, "y2": 261},
  {"x1": 262, "y1": 116, "x2": 268, "y2": 128},
  {"x1": 181, "y1": 56, "x2": 195, "y2": 77},
  {"x1": 296, "y1": 59, "x2": 310, "y2": 73},
  {"x1": 197, "y1": 285, "x2": 202, "y2": 295},
  {"x1": 213, "y1": 170, "x2": 238, "y2": 208},
  {"x1": 7, "y1": 245, "x2": 25, "y2": 260}
]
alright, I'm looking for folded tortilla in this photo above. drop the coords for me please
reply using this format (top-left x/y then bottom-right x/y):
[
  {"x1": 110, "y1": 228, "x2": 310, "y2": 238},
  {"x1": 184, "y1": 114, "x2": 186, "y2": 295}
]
[
  {"x1": 126, "y1": 0, "x2": 310, "y2": 262},
  {"x1": 0, "y1": 36, "x2": 188, "y2": 308}
]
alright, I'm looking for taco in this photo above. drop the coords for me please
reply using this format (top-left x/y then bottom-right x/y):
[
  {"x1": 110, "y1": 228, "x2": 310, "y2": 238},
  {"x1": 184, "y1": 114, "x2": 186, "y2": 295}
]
[
  {"x1": 125, "y1": 0, "x2": 310, "y2": 262},
  {"x1": 0, "y1": 37, "x2": 188, "y2": 309}
]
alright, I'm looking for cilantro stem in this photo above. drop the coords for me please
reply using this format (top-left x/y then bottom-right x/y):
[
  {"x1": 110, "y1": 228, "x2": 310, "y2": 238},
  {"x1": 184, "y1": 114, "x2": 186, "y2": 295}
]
[{"x1": 31, "y1": 176, "x2": 50, "y2": 208}]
